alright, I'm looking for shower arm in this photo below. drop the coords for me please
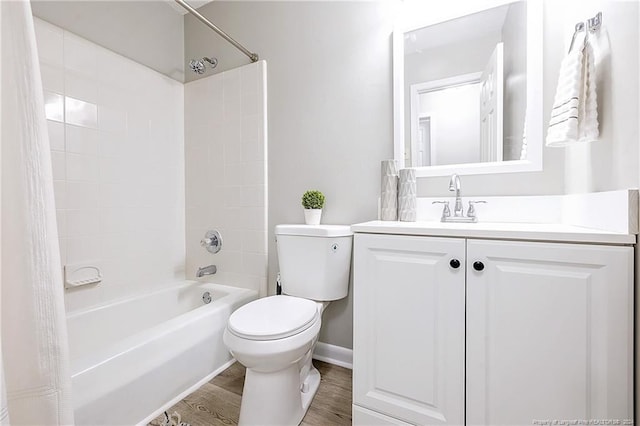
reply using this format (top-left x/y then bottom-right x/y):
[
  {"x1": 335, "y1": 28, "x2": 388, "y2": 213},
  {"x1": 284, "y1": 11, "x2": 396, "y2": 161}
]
[{"x1": 174, "y1": 0, "x2": 259, "y2": 63}]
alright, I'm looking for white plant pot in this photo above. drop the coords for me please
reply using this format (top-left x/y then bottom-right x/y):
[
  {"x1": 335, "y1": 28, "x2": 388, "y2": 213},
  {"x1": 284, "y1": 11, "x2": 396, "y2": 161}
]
[{"x1": 304, "y1": 209, "x2": 322, "y2": 225}]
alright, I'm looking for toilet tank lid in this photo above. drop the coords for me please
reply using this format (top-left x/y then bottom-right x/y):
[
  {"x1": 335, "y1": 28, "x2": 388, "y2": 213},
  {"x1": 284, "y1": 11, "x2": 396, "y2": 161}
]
[{"x1": 275, "y1": 224, "x2": 353, "y2": 237}]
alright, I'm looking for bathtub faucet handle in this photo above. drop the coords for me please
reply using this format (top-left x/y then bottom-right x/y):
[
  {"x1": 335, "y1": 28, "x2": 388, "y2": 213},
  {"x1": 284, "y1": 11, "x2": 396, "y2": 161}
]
[
  {"x1": 201, "y1": 230, "x2": 222, "y2": 254},
  {"x1": 196, "y1": 264, "x2": 217, "y2": 278}
]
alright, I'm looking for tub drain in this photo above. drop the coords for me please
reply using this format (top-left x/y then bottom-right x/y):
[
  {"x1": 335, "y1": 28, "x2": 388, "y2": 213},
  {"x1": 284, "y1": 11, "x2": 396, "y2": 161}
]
[{"x1": 202, "y1": 291, "x2": 212, "y2": 304}]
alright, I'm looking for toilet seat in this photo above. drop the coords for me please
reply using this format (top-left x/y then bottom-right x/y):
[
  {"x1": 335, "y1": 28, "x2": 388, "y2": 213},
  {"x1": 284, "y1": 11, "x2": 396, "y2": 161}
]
[{"x1": 228, "y1": 295, "x2": 319, "y2": 341}]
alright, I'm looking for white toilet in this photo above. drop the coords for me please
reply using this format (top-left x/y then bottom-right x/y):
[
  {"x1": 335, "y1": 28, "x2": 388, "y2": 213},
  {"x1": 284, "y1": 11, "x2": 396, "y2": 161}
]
[{"x1": 223, "y1": 224, "x2": 353, "y2": 426}]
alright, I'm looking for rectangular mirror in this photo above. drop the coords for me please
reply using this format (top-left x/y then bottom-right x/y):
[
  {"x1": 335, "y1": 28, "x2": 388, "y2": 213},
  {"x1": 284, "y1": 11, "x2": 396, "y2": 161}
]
[{"x1": 393, "y1": 0, "x2": 543, "y2": 177}]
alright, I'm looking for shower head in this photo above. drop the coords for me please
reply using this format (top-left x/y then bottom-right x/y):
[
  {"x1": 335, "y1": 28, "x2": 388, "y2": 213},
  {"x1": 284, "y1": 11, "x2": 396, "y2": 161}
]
[
  {"x1": 189, "y1": 59, "x2": 205, "y2": 74},
  {"x1": 188, "y1": 57, "x2": 218, "y2": 74}
]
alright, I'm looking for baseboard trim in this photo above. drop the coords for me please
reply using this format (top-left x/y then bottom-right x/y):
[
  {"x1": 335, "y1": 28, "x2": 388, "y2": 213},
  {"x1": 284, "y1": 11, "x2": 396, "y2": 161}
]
[{"x1": 313, "y1": 341, "x2": 353, "y2": 369}]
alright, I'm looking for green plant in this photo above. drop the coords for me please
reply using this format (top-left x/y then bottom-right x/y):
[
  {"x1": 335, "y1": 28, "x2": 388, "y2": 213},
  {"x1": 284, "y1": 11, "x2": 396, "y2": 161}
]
[{"x1": 301, "y1": 190, "x2": 325, "y2": 209}]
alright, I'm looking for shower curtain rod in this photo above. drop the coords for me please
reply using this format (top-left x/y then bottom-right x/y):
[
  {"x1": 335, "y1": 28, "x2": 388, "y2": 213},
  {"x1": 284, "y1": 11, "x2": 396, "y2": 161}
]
[{"x1": 174, "y1": 0, "x2": 259, "y2": 63}]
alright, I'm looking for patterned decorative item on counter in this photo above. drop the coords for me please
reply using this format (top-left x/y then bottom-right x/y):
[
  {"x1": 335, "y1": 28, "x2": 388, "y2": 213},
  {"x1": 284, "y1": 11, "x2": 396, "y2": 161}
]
[
  {"x1": 398, "y1": 168, "x2": 417, "y2": 222},
  {"x1": 381, "y1": 160, "x2": 398, "y2": 221}
]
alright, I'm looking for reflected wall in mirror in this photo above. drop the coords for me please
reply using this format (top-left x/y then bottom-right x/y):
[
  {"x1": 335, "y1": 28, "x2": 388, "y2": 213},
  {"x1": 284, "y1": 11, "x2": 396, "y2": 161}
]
[{"x1": 393, "y1": 0, "x2": 543, "y2": 177}]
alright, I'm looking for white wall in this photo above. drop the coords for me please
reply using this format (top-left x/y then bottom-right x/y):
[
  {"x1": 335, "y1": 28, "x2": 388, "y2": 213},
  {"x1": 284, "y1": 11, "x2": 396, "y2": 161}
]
[
  {"x1": 34, "y1": 18, "x2": 185, "y2": 313},
  {"x1": 184, "y1": 61, "x2": 268, "y2": 296}
]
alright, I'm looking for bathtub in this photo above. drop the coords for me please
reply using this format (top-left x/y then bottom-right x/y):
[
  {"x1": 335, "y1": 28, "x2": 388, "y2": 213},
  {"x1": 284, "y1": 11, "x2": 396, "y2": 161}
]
[{"x1": 67, "y1": 281, "x2": 257, "y2": 425}]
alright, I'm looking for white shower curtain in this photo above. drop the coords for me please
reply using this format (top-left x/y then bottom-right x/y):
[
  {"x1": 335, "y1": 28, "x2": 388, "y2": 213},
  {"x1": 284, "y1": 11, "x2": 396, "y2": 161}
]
[{"x1": 0, "y1": 1, "x2": 74, "y2": 424}]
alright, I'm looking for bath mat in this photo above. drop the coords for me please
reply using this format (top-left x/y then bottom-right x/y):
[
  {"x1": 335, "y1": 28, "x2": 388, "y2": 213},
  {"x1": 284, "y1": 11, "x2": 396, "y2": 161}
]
[{"x1": 160, "y1": 411, "x2": 191, "y2": 426}]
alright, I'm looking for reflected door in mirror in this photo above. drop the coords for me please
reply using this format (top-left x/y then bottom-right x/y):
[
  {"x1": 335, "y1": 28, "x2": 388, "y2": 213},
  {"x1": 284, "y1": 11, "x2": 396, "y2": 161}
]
[{"x1": 411, "y1": 74, "x2": 482, "y2": 167}]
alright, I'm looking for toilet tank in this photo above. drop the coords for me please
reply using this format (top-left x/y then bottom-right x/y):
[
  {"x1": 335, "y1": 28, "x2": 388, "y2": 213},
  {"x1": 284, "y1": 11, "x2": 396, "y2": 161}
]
[{"x1": 275, "y1": 224, "x2": 353, "y2": 301}]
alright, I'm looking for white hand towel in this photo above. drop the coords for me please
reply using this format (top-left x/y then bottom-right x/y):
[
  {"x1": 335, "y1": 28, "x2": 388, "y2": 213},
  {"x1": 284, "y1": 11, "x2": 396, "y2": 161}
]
[
  {"x1": 546, "y1": 37, "x2": 599, "y2": 146},
  {"x1": 579, "y1": 41, "x2": 599, "y2": 142}
]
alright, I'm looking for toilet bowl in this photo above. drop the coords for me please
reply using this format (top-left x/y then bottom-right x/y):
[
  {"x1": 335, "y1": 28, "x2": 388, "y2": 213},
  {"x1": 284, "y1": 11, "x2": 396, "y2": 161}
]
[
  {"x1": 223, "y1": 295, "x2": 323, "y2": 425},
  {"x1": 223, "y1": 224, "x2": 353, "y2": 426}
]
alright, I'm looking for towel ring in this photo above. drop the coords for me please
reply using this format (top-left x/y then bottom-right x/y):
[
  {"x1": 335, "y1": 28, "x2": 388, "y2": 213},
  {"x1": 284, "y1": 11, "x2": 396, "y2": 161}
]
[{"x1": 568, "y1": 22, "x2": 585, "y2": 53}]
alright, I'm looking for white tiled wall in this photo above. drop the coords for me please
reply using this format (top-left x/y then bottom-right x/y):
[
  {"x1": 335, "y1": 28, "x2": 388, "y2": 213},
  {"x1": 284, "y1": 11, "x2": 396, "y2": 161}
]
[
  {"x1": 34, "y1": 18, "x2": 185, "y2": 312},
  {"x1": 184, "y1": 62, "x2": 268, "y2": 296}
]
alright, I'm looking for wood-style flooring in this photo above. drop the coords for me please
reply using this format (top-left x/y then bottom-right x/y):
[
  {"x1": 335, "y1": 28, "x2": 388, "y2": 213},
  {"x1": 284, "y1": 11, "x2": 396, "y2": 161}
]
[{"x1": 149, "y1": 360, "x2": 352, "y2": 426}]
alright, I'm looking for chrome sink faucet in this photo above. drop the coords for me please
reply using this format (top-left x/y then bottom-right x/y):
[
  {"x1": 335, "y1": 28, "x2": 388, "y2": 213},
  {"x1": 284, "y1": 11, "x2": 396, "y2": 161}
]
[
  {"x1": 433, "y1": 174, "x2": 487, "y2": 223},
  {"x1": 449, "y1": 173, "x2": 463, "y2": 217}
]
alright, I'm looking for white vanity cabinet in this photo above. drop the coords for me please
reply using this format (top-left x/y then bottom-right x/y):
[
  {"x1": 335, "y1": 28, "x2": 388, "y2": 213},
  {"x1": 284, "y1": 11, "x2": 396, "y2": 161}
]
[
  {"x1": 353, "y1": 233, "x2": 466, "y2": 425},
  {"x1": 353, "y1": 232, "x2": 634, "y2": 426},
  {"x1": 465, "y1": 239, "x2": 633, "y2": 425}
]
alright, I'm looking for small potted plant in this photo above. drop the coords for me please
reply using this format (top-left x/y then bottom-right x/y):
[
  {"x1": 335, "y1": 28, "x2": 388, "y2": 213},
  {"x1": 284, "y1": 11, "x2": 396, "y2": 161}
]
[{"x1": 301, "y1": 190, "x2": 325, "y2": 225}]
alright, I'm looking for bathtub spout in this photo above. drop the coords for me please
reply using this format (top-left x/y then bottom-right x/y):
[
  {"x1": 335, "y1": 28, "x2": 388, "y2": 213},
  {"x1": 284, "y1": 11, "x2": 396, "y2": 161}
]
[{"x1": 196, "y1": 265, "x2": 217, "y2": 278}]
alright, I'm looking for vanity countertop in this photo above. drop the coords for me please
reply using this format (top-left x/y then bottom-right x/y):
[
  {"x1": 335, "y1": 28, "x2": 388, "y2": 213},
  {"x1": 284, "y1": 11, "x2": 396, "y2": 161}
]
[{"x1": 351, "y1": 220, "x2": 636, "y2": 245}]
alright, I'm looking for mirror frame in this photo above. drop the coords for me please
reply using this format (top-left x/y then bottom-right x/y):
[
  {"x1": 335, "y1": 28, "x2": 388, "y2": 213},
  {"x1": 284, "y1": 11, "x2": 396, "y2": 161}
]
[{"x1": 393, "y1": 0, "x2": 543, "y2": 177}]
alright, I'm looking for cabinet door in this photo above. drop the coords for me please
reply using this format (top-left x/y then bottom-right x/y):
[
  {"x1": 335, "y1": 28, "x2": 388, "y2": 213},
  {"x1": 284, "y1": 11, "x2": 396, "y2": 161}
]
[
  {"x1": 353, "y1": 233, "x2": 465, "y2": 425},
  {"x1": 466, "y1": 239, "x2": 633, "y2": 426}
]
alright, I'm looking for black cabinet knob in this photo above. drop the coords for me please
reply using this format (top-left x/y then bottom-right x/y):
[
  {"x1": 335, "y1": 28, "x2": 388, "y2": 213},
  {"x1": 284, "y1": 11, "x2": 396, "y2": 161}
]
[
  {"x1": 473, "y1": 261, "x2": 485, "y2": 271},
  {"x1": 449, "y1": 259, "x2": 461, "y2": 269}
]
